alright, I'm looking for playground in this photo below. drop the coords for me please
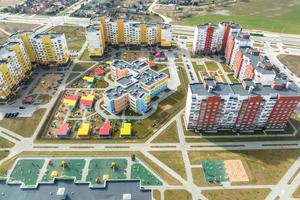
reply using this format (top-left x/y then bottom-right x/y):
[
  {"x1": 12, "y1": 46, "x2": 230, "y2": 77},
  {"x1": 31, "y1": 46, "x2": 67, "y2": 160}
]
[
  {"x1": 5, "y1": 157, "x2": 164, "y2": 187},
  {"x1": 86, "y1": 159, "x2": 127, "y2": 185},
  {"x1": 9, "y1": 159, "x2": 45, "y2": 186},
  {"x1": 42, "y1": 159, "x2": 86, "y2": 182}
]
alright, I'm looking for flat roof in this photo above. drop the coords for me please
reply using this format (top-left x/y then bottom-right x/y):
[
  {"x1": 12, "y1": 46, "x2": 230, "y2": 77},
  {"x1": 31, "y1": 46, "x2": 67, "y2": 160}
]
[
  {"x1": 0, "y1": 179, "x2": 151, "y2": 200},
  {"x1": 190, "y1": 81, "x2": 300, "y2": 97}
]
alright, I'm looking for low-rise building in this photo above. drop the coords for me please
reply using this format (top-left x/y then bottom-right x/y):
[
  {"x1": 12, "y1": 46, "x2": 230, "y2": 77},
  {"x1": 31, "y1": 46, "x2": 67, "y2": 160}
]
[
  {"x1": 185, "y1": 78, "x2": 300, "y2": 132},
  {"x1": 104, "y1": 58, "x2": 169, "y2": 115}
]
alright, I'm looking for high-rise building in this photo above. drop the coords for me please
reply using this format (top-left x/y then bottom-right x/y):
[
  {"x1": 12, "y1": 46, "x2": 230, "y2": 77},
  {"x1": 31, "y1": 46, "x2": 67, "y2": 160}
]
[
  {"x1": 86, "y1": 16, "x2": 172, "y2": 56},
  {"x1": 0, "y1": 41, "x2": 32, "y2": 100},
  {"x1": 185, "y1": 78, "x2": 300, "y2": 132},
  {"x1": 192, "y1": 22, "x2": 241, "y2": 55},
  {"x1": 10, "y1": 31, "x2": 37, "y2": 63},
  {"x1": 31, "y1": 33, "x2": 70, "y2": 66}
]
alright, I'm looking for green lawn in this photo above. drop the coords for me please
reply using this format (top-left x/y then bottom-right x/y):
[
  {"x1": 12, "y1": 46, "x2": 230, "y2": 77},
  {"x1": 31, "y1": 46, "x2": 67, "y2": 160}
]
[
  {"x1": 165, "y1": 190, "x2": 192, "y2": 200},
  {"x1": 205, "y1": 61, "x2": 219, "y2": 71},
  {"x1": 66, "y1": 73, "x2": 80, "y2": 83},
  {"x1": 175, "y1": 0, "x2": 300, "y2": 35},
  {"x1": 228, "y1": 74, "x2": 240, "y2": 83},
  {"x1": 0, "y1": 109, "x2": 46, "y2": 137},
  {"x1": 151, "y1": 122, "x2": 179, "y2": 143},
  {"x1": 150, "y1": 151, "x2": 187, "y2": 180},
  {"x1": 73, "y1": 62, "x2": 94, "y2": 71},
  {"x1": 50, "y1": 25, "x2": 86, "y2": 51},
  {"x1": 0, "y1": 137, "x2": 14, "y2": 148},
  {"x1": 221, "y1": 63, "x2": 233, "y2": 73},
  {"x1": 203, "y1": 189, "x2": 271, "y2": 200},
  {"x1": 0, "y1": 151, "x2": 9, "y2": 161}
]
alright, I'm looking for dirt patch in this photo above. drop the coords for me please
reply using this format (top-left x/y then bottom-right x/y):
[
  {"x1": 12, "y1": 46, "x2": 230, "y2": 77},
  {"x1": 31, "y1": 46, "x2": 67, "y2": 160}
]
[
  {"x1": 277, "y1": 54, "x2": 300, "y2": 77},
  {"x1": 121, "y1": 51, "x2": 149, "y2": 61},
  {"x1": 224, "y1": 160, "x2": 249, "y2": 182},
  {"x1": 0, "y1": 0, "x2": 23, "y2": 8},
  {"x1": 32, "y1": 73, "x2": 64, "y2": 94},
  {"x1": 0, "y1": 22, "x2": 40, "y2": 33}
]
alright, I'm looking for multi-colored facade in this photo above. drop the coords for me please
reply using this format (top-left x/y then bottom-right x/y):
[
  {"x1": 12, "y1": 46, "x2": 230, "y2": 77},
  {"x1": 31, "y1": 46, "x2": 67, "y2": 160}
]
[
  {"x1": 104, "y1": 58, "x2": 169, "y2": 115},
  {"x1": 192, "y1": 22, "x2": 241, "y2": 55},
  {"x1": 0, "y1": 41, "x2": 32, "y2": 100},
  {"x1": 10, "y1": 31, "x2": 70, "y2": 66},
  {"x1": 32, "y1": 33, "x2": 70, "y2": 66},
  {"x1": 185, "y1": 78, "x2": 300, "y2": 132},
  {"x1": 86, "y1": 16, "x2": 172, "y2": 56}
]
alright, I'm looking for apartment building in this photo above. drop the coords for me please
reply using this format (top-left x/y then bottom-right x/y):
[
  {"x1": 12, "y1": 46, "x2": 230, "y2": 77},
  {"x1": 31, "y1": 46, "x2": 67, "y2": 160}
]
[
  {"x1": 10, "y1": 31, "x2": 37, "y2": 64},
  {"x1": 32, "y1": 33, "x2": 70, "y2": 66},
  {"x1": 86, "y1": 16, "x2": 172, "y2": 56},
  {"x1": 0, "y1": 41, "x2": 32, "y2": 100},
  {"x1": 192, "y1": 22, "x2": 241, "y2": 55},
  {"x1": 104, "y1": 58, "x2": 169, "y2": 114},
  {"x1": 185, "y1": 78, "x2": 300, "y2": 132},
  {"x1": 230, "y1": 47, "x2": 276, "y2": 85}
]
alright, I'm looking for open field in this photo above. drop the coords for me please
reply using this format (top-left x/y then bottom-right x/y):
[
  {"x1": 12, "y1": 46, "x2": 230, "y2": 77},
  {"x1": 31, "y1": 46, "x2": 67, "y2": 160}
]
[
  {"x1": 0, "y1": 22, "x2": 40, "y2": 34},
  {"x1": 205, "y1": 61, "x2": 219, "y2": 71},
  {"x1": 0, "y1": 109, "x2": 46, "y2": 137},
  {"x1": 277, "y1": 54, "x2": 300, "y2": 77},
  {"x1": 0, "y1": 0, "x2": 24, "y2": 8},
  {"x1": 0, "y1": 151, "x2": 9, "y2": 161},
  {"x1": 151, "y1": 121, "x2": 179, "y2": 143},
  {"x1": 0, "y1": 136, "x2": 14, "y2": 148},
  {"x1": 188, "y1": 149, "x2": 300, "y2": 185},
  {"x1": 175, "y1": 0, "x2": 300, "y2": 35},
  {"x1": 73, "y1": 62, "x2": 95, "y2": 71},
  {"x1": 164, "y1": 190, "x2": 192, "y2": 200},
  {"x1": 150, "y1": 151, "x2": 187, "y2": 180},
  {"x1": 191, "y1": 167, "x2": 221, "y2": 187},
  {"x1": 293, "y1": 186, "x2": 300, "y2": 198},
  {"x1": 203, "y1": 189, "x2": 271, "y2": 200},
  {"x1": 153, "y1": 190, "x2": 161, "y2": 200},
  {"x1": 49, "y1": 25, "x2": 86, "y2": 51}
]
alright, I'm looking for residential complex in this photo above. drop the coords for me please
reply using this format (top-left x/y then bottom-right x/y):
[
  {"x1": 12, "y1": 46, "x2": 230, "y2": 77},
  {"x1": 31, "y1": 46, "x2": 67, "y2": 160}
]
[
  {"x1": 0, "y1": 31, "x2": 70, "y2": 100},
  {"x1": 10, "y1": 31, "x2": 70, "y2": 66},
  {"x1": 0, "y1": 41, "x2": 32, "y2": 100},
  {"x1": 192, "y1": 22, "x2": 241, "y2": 54},
  {"x1": 86, "y1": 16, "x2": 172, "y2": 56},
  {"x1": 104, "y1": 58, "x2": 169, "y2": 114},
  {"x1": 185, "y1": 78, "x2": 300, "y2": 132}
]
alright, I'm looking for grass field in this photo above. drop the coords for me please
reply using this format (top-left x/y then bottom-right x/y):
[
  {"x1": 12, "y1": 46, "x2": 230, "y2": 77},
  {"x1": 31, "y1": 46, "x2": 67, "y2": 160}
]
[
  {"x1": 203, "y1": 189, "x2": 271, "y2": 200},
  {"x1": 164, "y1": 190, "x2": 192, "y2": 200},
  {"x1": 150, "y1": 151, "x2": 187, "y2": 180},
  {"x1": 0, "y1": 109, "x2": 46, "y2": 137},
  {"x1": 153, "y1": 190, "x2": 161, "y2": 200},
  {"x1": 50, "y1": 25, "x2": 86, "y2": 51},
  {"x1": 205, "y1": 61, "x2": 219, "y2": 71},
  {"x1": 293, "y1": 186, "x2": 300, "y2": 198},
  {"x1": 188, "y1": 149, "x2": 300, "y2": 185},
  {"x1": 0, "y1": 151, "x2": 9, "y2": 161},
  {"x1": 0, "y1": 136, "x2": 14, "y2": 148},
  {"x1": 0, "y1": 22, "x2": 40, "y2": 33},
  {"x1": 277, "y1": 54, "x2": 300, "y2": 77},
  {"x1": 151, "y1": 122, "x2": 179, "y2": 143},
  {"x1": 73, "y1": 62, "x2": 94, "y2": 71},
  {"x1": 175, "y1": 0, "x2": 300, "y2": 35},
  {"x1": 191, "y1": 168, "x2": 221, "y2": 187},
  {"x1": 228, "y1": 74, "x2": 240, "y2": 83},
  {"x1": 66, "y1": 73, "x2": 80, "y2": 83}
]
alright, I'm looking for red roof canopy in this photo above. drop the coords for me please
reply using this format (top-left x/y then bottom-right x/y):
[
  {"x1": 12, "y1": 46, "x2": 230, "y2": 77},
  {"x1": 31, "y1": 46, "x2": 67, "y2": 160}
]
[
  {"x1": 23, "y1": 96, "x2": 33, "y2": 103},
  {"x1": 99, "y1": 120, "x2": 111, "y2": 136},
  {"x1": 56, "y1": 123, "x2": 70, "y2": 135},
  {"x1": 94, "y1": 68, "x2": 106, "y2": 76},
  {"x1": 80, "y1": 99, "x2": 93, "y2": 107},
  {"x1": 64, "y1": 95, "x2": 78, "y2": 100}
]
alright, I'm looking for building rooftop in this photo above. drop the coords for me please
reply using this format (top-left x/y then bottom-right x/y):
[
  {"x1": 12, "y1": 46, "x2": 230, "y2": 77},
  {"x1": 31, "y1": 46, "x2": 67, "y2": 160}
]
[
  {"x1": 0, "y1": 179, "x2": 151, "y2": 200},
  {"x1": 190, "y1": 80, "x2": 300, "y2": 97},
  {"x1": 240, "y1": 47, "x2": 276, "y2": 75},
  {"x1": 34, "y1": 32, "x2": 64, "y2": 39}
]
